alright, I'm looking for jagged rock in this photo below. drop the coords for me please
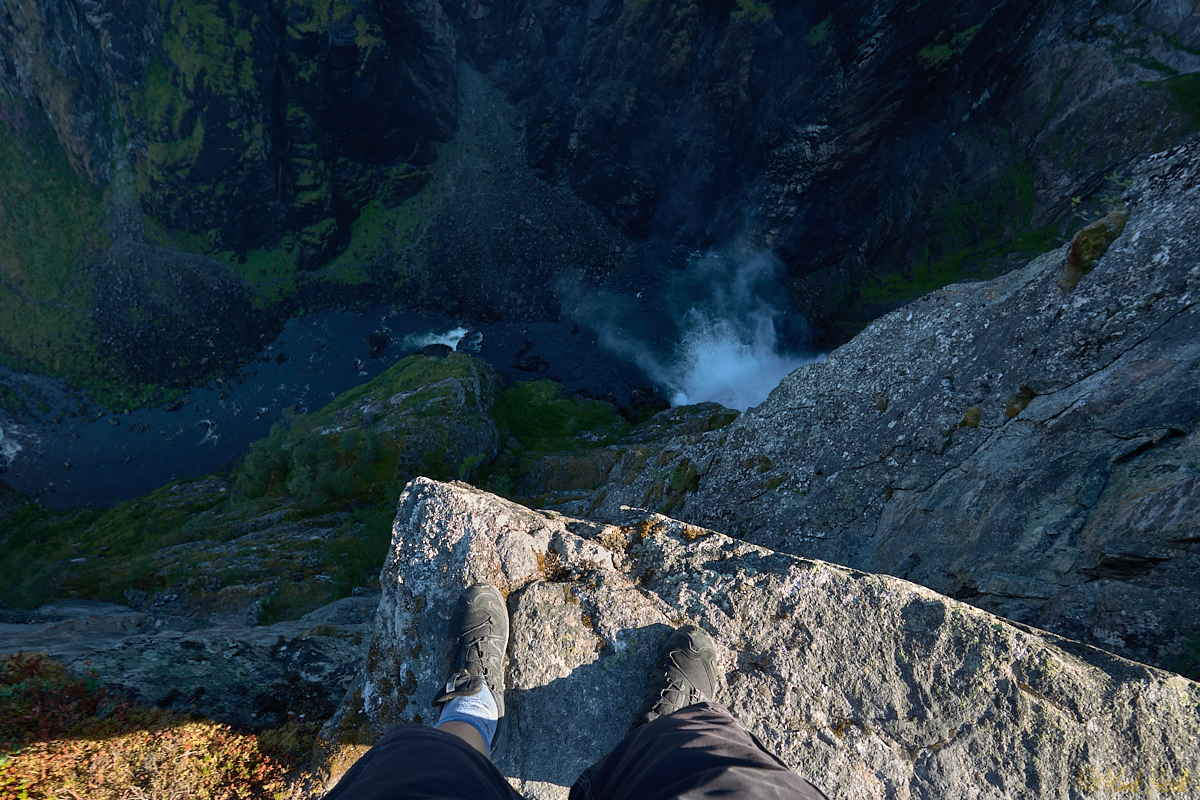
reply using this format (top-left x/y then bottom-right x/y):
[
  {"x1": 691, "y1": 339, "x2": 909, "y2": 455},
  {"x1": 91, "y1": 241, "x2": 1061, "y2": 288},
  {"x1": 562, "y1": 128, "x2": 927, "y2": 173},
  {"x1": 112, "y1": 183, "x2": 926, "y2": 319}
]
[
  {"x1": 314, "y1": 478, "x2": 1200, "y2": 799},
  {"x1": 553, "y1": 139, "x2": 1200, "y2": 674},
  {"x1": 0, "y1": 595, "x2": 377, "y2": 730}
]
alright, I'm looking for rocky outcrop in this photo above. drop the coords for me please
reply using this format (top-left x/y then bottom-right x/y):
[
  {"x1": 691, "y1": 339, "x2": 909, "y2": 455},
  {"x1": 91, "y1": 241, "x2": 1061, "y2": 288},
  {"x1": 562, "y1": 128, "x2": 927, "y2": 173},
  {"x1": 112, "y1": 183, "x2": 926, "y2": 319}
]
[
  {"x1": 0, "y1": 594, "x2": 376, "y2": 730},
  {"x1": 315, "y1": 478, "x2": 1200, "y2": 798},
  {"x1": 548, "y1": 139, "x2": 1200, "y2": 674}
]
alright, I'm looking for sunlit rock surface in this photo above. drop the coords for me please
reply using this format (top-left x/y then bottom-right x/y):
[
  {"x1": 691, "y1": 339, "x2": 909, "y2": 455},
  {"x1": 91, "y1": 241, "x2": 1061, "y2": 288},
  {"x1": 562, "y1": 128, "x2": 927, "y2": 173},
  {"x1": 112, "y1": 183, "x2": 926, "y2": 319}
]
[
  {"x1": 316, "y1": 478, "x2": 1200, "y2": 799},
  {"x1": 557, "y1": 139, "x2": 1200, "y2": 673}
]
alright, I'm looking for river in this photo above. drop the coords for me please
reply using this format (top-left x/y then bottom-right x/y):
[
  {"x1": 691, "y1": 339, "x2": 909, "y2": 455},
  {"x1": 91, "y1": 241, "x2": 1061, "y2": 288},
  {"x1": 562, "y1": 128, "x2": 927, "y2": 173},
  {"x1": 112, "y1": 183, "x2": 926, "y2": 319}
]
[{"x1": 0, "y1": 308, "x2": 652, "y2": 509}]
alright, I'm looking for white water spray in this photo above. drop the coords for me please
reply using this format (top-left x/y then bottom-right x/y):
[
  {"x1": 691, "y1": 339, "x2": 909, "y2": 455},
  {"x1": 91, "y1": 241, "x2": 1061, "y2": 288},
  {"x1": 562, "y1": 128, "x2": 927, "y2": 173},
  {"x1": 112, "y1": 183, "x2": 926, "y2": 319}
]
[
  {"x1": 401, "y1": 327, "x2": 482, "y2": 352},
  {"x1": 0, "y1": 422, "x2": 21, "y2": 467},
  {"x1": 569, "y1": 248, "x2": 823, "y2": 411},
  {"x1": 667, "y1": 309, "x2": 821, "y2": 409}
]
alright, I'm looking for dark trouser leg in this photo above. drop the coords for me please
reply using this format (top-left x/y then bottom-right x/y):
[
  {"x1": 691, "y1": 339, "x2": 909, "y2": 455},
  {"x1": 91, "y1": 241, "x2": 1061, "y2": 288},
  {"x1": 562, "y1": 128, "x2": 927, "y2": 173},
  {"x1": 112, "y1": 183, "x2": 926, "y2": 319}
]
[
  {"x1": 569, "y1": 702, "x2": 827, "y2": 800},
  {"x1": 324, "y1": 725, "x2": 524, "y2": 800}
]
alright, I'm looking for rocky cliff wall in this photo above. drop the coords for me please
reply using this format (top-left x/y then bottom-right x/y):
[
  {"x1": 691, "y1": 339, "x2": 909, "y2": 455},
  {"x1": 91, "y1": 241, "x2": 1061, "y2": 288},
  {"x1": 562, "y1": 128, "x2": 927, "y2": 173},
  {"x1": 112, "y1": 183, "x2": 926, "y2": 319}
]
[
  {"x1": 2, "y1": 0, "x2": 1197, "y2": 395},
  {"x1": 455, "y1": 0, "x2": 1199, "y2": 328},
  {"x1": 316, "y1": 478, "x2": 1200, "y2": 799},
  {"x1": 550, "y1": 138, "x2": 1200, "y2": 674}
]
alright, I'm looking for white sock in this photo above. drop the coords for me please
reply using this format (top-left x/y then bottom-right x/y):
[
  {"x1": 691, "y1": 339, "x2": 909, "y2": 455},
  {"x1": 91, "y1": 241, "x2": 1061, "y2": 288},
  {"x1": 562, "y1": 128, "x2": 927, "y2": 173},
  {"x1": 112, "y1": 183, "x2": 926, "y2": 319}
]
[{"x1": 436, "y1": 681, "x2": 498, "y2": 756}]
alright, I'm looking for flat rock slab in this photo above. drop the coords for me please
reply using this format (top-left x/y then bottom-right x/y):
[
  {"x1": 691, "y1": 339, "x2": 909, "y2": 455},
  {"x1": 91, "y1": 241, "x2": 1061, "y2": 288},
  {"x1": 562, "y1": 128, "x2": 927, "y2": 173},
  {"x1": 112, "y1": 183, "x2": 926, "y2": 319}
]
[{"x1": 317, "y1": 478, "x2": 1200, "y2": 799}]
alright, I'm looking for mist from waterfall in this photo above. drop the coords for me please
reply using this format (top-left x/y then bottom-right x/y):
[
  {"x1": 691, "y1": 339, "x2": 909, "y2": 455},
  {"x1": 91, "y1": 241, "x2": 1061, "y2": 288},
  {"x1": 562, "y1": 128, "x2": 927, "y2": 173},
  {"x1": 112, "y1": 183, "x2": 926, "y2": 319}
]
[{"x1": 565, "y1": 248, "x2": 823, "y2": 411}]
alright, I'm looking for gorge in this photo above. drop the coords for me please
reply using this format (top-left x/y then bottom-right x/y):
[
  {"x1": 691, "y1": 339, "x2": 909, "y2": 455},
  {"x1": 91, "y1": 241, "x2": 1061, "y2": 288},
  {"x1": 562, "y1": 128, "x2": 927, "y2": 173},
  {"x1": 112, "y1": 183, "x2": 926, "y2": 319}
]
[{"x1": 1, "y1": 0, "x2": 1199, "y2": 796}]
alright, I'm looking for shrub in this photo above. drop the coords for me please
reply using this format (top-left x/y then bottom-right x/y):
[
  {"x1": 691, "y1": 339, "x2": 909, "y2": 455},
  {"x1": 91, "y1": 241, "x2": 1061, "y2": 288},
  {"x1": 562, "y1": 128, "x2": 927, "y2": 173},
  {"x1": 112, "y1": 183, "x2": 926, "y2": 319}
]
[{"x1": 0, "y1": 653, "x2": 314, "y2": 800}]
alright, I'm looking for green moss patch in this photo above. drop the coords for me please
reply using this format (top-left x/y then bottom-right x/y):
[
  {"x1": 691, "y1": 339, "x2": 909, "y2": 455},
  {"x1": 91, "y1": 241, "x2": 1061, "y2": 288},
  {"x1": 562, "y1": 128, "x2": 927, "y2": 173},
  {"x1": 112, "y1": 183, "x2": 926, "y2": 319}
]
[
  {"x1": 491, "y1": 381, "x2": 629, "y2": 452},
  {"x1": 1058, "y1": 206, "x2": 1128, "y2": 291},
  {"x1": 807, "y1": 14, "x2": 832, "y2": 45},
  {"x1": 476, "y1": 381, "x2": 630, "y2": 504},
  {"x1": 731, "y1": 0, "x2": 773, "y2": 24},
  {"x1": 0, "y1": 95, "x2": 108, "y2": 385},
  {"x1": 1165, "y1": 73, "x2": 1200, "y2": 131},
  {"x1": 918, "y1": 25, "x2": 981, "y2": 70},
  {"x1": 851, "y1": 160, "x2": 1064, "y2": 330},
  {"x1": 0, "y1": 480, "x2": 228, "y2": 610}
]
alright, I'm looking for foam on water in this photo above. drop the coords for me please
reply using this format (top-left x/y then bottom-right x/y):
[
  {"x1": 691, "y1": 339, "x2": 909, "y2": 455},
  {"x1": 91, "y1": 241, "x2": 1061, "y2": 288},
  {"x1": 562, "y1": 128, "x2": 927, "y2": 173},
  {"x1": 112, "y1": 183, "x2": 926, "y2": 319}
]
[
  {"x1": 0, "y1": 422, "x2": 22, "y2": 468},
  {"x1": 667, "y1": 310, "x2": 822, "y2": 409},
  {"x1": 401, "y1": 327, "x2": 478, "y2": 352}
]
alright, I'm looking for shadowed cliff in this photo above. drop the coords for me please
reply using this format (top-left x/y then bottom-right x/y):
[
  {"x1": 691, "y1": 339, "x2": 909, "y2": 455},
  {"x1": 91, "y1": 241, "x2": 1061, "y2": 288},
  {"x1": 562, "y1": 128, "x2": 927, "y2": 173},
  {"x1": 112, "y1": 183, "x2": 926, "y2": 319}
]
[{"x1": 1, "y1": 0, "x2": 1197, "y2": 399}]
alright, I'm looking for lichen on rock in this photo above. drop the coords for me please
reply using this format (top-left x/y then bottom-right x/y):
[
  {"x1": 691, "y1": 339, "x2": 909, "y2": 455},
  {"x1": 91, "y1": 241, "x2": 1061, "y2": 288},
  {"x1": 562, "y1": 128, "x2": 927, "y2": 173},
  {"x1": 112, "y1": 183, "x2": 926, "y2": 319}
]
[
  {"x1": 316, "y1": 478, "x2": 1200, "y2": 799},
  {"x1": 1058, "y1": 205, "x2": 1129, "y2": 291}
]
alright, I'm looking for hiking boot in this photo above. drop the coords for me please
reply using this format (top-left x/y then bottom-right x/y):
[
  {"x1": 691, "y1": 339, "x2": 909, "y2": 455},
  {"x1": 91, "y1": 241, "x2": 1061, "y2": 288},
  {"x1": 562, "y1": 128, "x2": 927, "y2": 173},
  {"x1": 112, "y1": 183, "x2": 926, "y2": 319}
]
[
  {"x1": 626, "y1": 624, "x2": 719, "y2": 736},
  {"x1": 432, "y1": 584, "x2": 509, "y2": 760}
]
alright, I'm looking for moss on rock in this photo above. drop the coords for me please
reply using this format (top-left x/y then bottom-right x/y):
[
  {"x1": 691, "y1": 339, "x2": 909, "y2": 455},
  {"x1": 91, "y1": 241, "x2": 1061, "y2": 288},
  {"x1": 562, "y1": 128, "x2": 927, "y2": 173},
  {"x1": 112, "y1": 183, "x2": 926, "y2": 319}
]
[{"x1": 1058, "y1": 206, "x2": 1128, "y2": 291}]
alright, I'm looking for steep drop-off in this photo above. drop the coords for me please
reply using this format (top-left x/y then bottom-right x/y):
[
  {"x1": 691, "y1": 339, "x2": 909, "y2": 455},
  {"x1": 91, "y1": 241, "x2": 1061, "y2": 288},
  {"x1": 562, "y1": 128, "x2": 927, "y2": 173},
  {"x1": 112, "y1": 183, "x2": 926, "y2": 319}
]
[
  {"x1": 1, "y1": 140, "x2": 1198, "y2": 797},
  {"x1": 1, "y1": 0, "x2": 1197, "y2": 400},
  {"x1": 540, "y1": 138, "x2": 1200, "y2": 676}
]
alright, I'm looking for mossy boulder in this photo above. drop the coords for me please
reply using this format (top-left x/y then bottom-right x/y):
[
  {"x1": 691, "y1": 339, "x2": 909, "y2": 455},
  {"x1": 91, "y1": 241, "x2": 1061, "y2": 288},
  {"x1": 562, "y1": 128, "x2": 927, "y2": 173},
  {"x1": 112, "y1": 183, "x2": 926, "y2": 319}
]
[
  {"x1": 1058, "y1": 206, "x2": 1129, "y2": 291},
  {"x1": 236, "y1": 352, "x2": 506, "y2": 506}
]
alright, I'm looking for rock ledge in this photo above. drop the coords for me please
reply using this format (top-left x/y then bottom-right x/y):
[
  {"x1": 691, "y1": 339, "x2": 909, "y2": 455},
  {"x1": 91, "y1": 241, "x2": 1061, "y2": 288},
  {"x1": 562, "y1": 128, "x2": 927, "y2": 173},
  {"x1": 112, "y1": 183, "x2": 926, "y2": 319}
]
[{"x1": 317, "y1": 478, "x2": 1200, "y2": 799}]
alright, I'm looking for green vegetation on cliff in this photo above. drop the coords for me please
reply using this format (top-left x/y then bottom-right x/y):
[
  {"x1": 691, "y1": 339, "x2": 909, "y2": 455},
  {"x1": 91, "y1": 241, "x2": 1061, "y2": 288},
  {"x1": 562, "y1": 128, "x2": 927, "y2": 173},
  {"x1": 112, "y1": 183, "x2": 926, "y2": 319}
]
[
  {"x1": 1166, "y1": 73, "x2": 1200, "y2": 130},
  {"x1": 0, "y1": 96, "x2": 108, "y2": 385},
  {"x1": 477, "y1": 381, "x2": 630, "y2": 504},
  {"x1": 0, "y1": 354, "x2": 500, "y2": 621},
  {"x1": 847, "y1": 159, "x2": 1064, "y2": 335},
  {"x1": 0, "y1": 354, "x2": 715, "y2": 623}
]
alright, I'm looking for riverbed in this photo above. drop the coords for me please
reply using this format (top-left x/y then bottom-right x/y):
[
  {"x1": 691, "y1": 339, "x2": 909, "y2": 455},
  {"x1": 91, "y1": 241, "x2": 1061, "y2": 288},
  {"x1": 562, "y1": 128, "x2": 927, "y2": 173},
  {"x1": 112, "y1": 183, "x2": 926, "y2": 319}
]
[{"x1": 0, "y1": 308, "x2": 653, "y2": 509}]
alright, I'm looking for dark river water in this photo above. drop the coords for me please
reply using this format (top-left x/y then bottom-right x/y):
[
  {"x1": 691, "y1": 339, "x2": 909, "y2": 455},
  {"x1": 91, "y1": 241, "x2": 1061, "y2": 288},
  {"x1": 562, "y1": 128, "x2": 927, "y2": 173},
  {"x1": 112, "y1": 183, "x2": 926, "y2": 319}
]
[{"x1": 0, "y1": 308, "x2": 652, "y2": 509}]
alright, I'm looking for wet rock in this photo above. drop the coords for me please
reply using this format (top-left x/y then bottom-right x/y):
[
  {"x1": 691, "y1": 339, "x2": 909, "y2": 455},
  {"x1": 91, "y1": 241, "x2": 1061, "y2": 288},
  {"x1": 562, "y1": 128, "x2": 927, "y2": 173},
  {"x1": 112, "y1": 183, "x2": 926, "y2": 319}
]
[
  {"x1": 315, "y1": 479, "x2": 1200, "y2": 798},
  {"x1": 512, "y1": 341, "x2": 545, "y2": 373},
  {"x1": 366, "y1": 329, "x2": 390, "y2": 359},
  {"x1": 619, "y1": 387, "x2": 671, "y2": 424}
]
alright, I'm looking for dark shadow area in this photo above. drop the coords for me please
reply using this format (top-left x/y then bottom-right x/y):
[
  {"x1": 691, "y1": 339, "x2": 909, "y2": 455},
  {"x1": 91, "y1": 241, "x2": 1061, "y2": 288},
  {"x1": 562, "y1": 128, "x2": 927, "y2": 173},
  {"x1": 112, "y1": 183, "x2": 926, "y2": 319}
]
[{"x1": 497, "y1": 620, "x2": 674, "y2": 788}]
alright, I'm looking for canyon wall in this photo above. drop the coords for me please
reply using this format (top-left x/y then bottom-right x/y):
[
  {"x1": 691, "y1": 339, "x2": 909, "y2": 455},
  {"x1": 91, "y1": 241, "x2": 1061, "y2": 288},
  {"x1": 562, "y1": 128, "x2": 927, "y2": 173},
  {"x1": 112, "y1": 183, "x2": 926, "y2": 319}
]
[{"x1": 1, "y1": 0, "x2": 1197, "y2": 395}]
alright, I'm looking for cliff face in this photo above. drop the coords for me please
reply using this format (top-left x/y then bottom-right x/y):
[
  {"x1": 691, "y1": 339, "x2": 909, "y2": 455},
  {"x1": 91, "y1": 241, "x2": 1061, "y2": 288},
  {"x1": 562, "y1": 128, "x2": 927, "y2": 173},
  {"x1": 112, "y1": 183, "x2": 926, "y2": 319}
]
[
  {"x1": 540, "y1": 138, "x2": 1200, "y2": 675},
  {"x1": 316, "y1": 478, "x2": 1200, "y2": 799},
  {"x1": 456, "y1": 0, "x2": 1198, "y2": 324},
  {"x1": 1, "y1": 0, "x2": 1197, "y2": 395},
  {"x1": 0, "y1": 0, "x2": 457, "y2": 260}
]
